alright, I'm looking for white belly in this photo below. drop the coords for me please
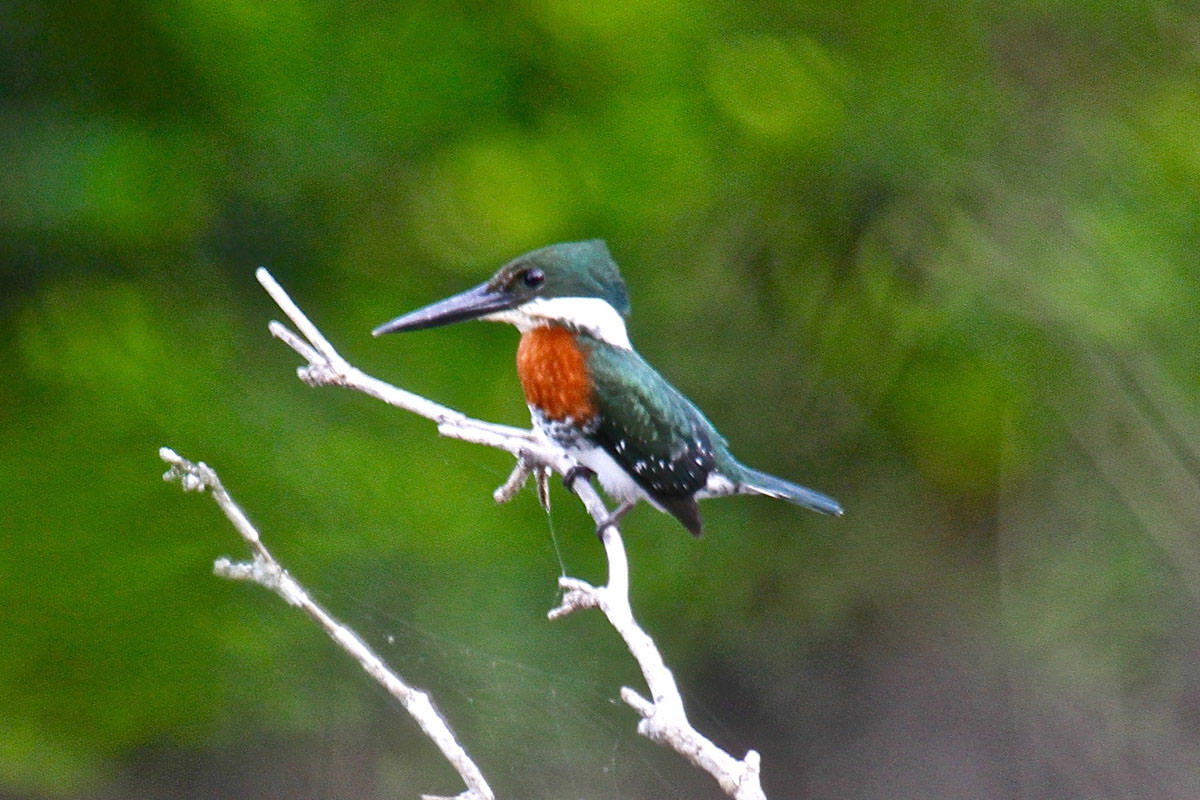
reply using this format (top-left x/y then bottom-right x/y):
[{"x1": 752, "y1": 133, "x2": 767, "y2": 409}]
[
  {"x1": 529, "y1": 408, "x2": 660, "y2": 511},
  {"x1": 568, "y1": 444, "x2": 646, "y2": 505}
]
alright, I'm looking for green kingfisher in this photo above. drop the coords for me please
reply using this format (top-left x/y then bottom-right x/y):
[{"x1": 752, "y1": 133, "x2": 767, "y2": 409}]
[{"x1": 372, "y1": 240, "x2": 842, "y2": 536}]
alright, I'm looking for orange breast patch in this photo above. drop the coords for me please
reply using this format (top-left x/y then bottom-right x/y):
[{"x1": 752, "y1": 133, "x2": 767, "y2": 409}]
[{"x1": 516, "y1": 326, "x2": 596, "y2": 423}]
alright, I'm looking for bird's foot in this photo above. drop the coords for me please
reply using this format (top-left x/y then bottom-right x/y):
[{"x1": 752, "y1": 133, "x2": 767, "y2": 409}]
[
  {"x1": 595, "y1": 499, "x2": 635, "y2": 540},
  {"x1": 562, "y1": 465, "x2": 596, "y2": 494}
]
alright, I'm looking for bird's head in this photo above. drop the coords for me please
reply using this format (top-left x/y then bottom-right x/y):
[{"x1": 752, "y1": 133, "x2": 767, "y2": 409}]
[{"x1": 372, "y1": 240, "x2": 632, "y2": 348}]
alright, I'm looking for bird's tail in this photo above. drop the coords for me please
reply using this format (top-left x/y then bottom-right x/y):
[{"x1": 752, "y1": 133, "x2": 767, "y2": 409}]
[{"x1": 738, "y1": 466, "x2": 844, "y2": 517}]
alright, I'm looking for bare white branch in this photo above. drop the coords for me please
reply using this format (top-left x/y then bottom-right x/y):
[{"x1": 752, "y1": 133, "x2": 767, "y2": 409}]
[
  {"x1": 548, "y1": 550, "x2": 766, "y2": 800},
  {"x1": 159, "y1": 447, "x2": 494, "y2": 800},
  {"x1": 244, "y1": 268, "x2": 768, "y2": 798}
]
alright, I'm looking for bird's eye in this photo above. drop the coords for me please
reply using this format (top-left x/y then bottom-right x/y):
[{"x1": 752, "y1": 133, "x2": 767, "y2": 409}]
[{"x1": 522, "y1": 268, "x2": 545, "y2": 289}]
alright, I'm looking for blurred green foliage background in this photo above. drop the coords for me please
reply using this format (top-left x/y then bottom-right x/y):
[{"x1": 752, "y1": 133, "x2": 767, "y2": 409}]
[{"x1": 4, "y1": 1, "x2": 1200, "y2": 798}]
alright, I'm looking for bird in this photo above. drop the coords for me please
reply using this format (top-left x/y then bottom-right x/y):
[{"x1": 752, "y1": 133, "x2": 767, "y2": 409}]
[{"x1": 372, "y1": 239, "x2": 842, "y2": 536}]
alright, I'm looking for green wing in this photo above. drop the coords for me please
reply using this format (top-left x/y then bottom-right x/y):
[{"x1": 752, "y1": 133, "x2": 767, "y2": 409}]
[
  {"x1": 582, "y1": 337, "x2": 843, "y2": 529},
  {"x1": 581, "y1": 337, "x2": 727, "y2": 533}
]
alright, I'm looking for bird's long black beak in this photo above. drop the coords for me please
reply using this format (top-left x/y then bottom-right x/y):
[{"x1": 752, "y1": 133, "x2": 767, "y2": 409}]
[{"x1": 372, "y1": 281, "x2": 514, "y2": 336}]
